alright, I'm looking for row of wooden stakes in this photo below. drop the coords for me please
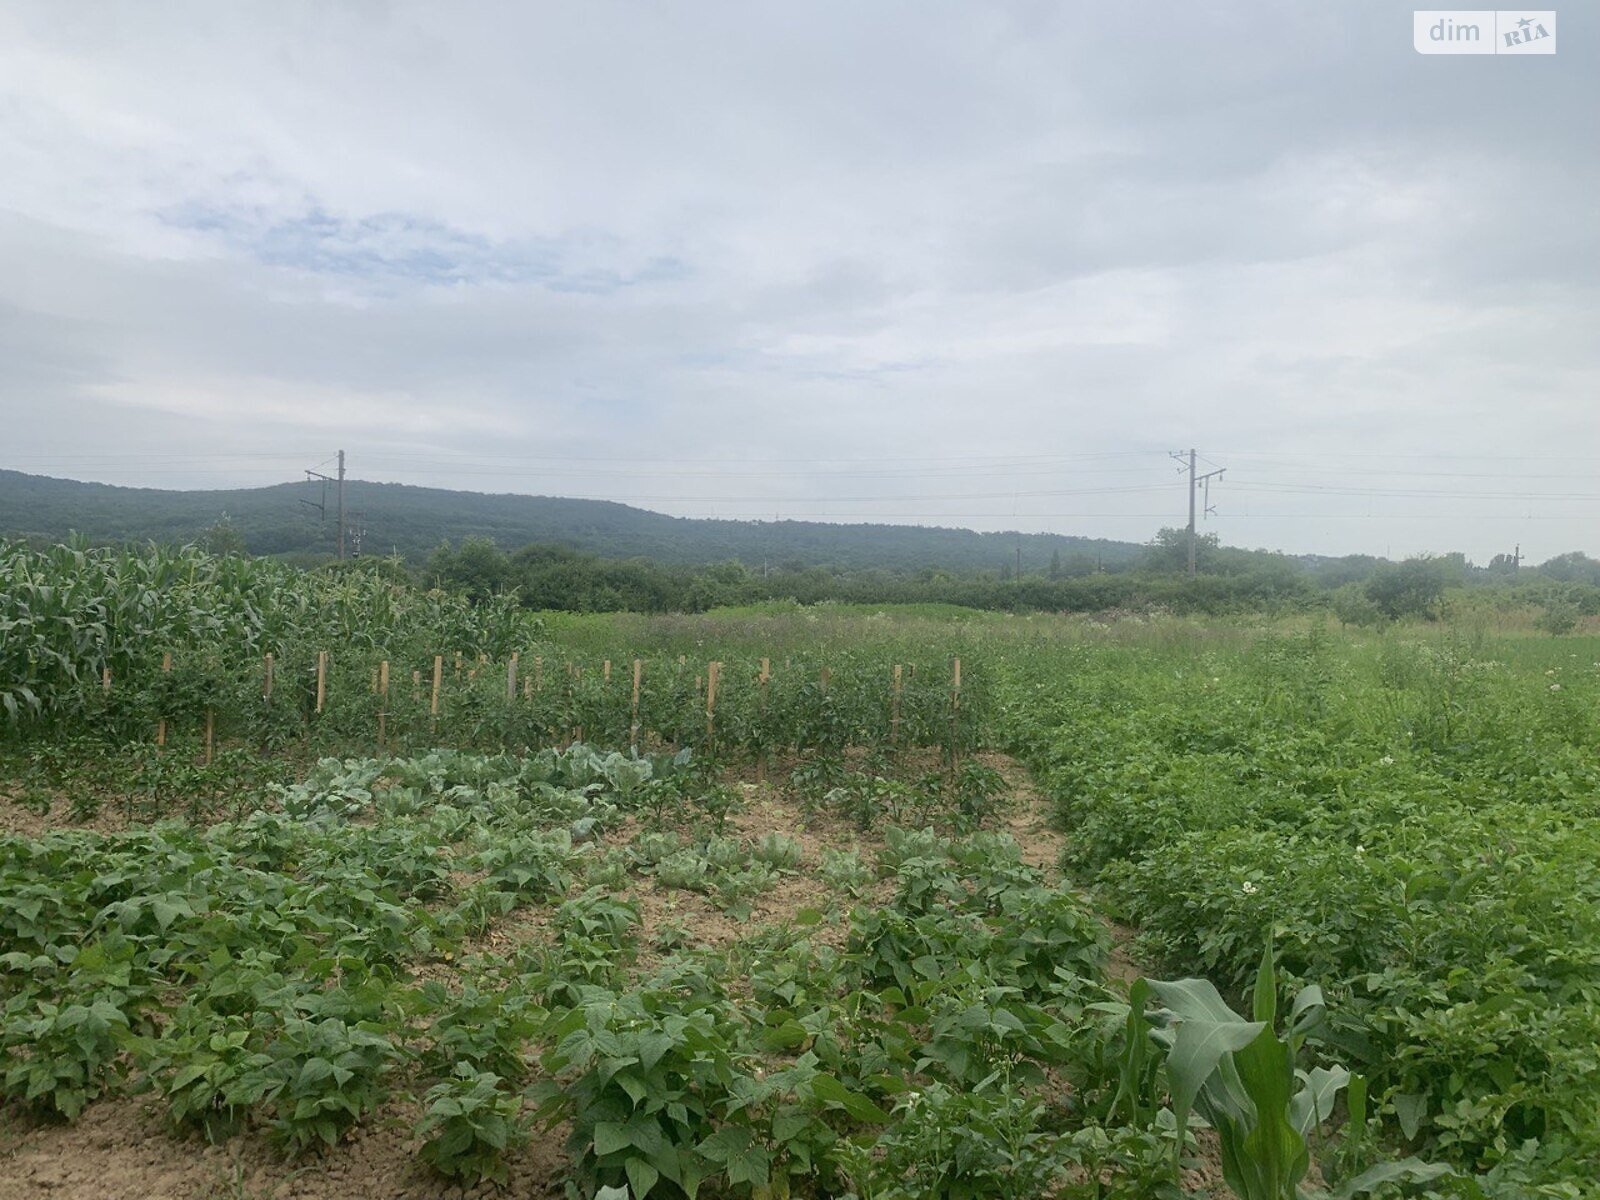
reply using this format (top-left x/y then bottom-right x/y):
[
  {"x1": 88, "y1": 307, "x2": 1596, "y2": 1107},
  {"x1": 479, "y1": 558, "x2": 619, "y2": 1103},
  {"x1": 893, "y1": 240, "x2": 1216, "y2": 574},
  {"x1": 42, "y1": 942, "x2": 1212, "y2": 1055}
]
[{"x1": 110, "y1": 652, "x2": 962, "y2": 761}]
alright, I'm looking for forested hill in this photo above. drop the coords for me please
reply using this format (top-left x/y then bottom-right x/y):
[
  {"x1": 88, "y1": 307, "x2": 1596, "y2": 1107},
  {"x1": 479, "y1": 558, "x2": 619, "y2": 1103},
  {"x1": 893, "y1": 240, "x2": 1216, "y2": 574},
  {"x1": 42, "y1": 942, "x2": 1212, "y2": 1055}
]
[{"x1": 0, "y1": 470, "x2": 1147, "y2": 572}]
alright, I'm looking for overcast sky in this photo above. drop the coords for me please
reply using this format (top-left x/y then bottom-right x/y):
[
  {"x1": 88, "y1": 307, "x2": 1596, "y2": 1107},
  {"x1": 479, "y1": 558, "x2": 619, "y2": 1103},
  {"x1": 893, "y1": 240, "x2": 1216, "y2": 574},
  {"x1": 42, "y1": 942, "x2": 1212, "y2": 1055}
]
[{"x1": 1, "y1": 2, "x2": 1595, "y2": 562}]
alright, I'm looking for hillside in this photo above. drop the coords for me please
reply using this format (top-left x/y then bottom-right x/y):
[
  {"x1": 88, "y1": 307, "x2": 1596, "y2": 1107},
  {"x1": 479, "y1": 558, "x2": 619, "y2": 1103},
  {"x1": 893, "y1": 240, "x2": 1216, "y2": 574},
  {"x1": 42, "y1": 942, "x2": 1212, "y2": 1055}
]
[{"x1": 0, "y1": 470, "x2": 1148, "y2": 573}]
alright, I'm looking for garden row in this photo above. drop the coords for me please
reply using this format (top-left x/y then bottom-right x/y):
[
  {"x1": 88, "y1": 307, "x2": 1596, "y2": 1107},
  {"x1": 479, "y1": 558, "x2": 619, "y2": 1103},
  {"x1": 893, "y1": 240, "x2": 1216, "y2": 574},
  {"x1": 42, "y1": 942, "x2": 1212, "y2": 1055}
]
[
  {"x1": 2, "y1": 542, "x2": 992, "y2": 760},
  {"x1": 30, "y1": 647, "x2": 985, "y2": 763},
  {"x1": 1001, "y1": 627, "x2": 1600, "y2": 1196},
  {"x1": 1, "y1": 745, "x2": 1427, "y2": 1198}
]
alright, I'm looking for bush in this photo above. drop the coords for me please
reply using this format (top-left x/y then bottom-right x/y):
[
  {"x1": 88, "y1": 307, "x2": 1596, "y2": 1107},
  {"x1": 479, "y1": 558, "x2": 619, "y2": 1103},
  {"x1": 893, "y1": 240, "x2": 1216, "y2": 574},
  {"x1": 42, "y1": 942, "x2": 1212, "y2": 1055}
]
[{"x1": 1364, "y1": 558, "x2": 1447, "y2": 621}]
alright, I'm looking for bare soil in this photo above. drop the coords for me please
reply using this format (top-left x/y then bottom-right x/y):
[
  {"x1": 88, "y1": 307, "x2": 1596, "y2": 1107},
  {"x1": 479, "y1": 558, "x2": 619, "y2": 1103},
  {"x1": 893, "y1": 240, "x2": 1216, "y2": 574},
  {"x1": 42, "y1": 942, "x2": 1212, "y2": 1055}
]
[{"x1": 0, "y1": 788, "x2": 135, "y2": 838}]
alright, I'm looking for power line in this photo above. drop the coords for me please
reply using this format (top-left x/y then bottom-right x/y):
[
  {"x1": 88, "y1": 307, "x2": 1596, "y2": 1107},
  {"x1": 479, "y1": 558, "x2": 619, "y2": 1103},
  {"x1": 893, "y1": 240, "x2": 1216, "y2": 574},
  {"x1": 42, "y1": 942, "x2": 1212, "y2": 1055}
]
[
  {"x1": 2, "y1": 448, "x2": 1158, "y2": 466},
  {"x1": 392, "y1": 484, "x2": 1187, "y2": 504},
  {"x1": 578, "y1": 510, "x2": 1600, "y2": 521},
  {"x1": 1209, "y1": 449, "x2": 1600, "y2": 463},
  {"x1": 346, "y1": 449, "x2": 1162, "y2": 466},
  {"x1": 350, "y1": 459, "x2": 1180, "y2": 480},
  {"x1": 1229, "y1": 481, "x2": 1600, "y2": 501}
]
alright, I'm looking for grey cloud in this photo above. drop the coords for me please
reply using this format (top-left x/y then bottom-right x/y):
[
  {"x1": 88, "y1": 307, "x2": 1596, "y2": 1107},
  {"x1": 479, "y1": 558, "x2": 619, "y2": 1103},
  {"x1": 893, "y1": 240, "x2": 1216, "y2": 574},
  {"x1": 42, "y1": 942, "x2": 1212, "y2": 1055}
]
[{"x1": 0, "y1": 0, "x2": 1595, "y2": 561}]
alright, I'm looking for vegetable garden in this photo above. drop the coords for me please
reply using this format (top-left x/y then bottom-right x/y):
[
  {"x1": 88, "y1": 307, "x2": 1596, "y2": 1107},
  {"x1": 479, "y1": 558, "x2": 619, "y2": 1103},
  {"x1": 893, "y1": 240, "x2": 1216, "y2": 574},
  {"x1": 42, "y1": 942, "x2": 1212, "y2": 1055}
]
[{"x1": 2, "y1": 542, "x2": 1596, "y2": 1199}]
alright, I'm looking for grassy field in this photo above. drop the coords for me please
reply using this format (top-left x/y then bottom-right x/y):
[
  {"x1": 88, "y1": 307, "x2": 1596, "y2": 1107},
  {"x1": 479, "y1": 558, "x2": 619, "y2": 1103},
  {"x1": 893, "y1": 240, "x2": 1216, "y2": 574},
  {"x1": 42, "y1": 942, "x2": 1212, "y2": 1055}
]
[{"x1": 2, "y1": 597, "x2": 1595, "y2": 1198}]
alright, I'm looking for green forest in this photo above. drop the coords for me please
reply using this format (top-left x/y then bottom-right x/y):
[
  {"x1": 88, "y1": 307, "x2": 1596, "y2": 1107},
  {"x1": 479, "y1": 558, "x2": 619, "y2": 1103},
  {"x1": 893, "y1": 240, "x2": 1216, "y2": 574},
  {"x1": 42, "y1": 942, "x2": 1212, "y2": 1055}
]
[{"x1": 0, "y1": 470, "x2": 1143, "y2": 572}]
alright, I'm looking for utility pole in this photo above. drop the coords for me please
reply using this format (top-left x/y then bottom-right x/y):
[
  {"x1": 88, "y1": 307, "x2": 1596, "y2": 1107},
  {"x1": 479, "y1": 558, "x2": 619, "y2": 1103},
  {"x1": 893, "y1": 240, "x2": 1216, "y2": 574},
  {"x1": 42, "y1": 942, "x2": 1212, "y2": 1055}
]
[
  {"x1": 334, "y1": 451, "x2": 344, "y2": 563},
  {"x1": 302, "y1": 451, "x2": 348, "y2": 560},
  {"x1": 1170, "y1": 448, "x2": 1225, "y2": 579},
  {"x1": 1184, "y1": 451, "x2": 1196, "y2": 582},
  {"x1": 1015, "y1": 542, "x2": 1022, "y2": 580}
]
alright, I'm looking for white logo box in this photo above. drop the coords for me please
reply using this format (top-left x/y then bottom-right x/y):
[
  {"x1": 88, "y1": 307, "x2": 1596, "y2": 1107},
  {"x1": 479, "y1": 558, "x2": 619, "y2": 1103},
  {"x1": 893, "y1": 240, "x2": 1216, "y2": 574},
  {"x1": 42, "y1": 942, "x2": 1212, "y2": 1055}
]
[{"x1": 1414, "y1": 10, "x2": 1556, "y2": 54}]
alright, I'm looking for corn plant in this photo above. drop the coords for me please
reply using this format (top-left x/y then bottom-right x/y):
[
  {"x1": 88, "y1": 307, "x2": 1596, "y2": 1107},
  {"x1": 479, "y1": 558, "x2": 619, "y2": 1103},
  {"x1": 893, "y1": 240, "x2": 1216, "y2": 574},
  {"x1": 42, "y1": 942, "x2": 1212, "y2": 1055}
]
[{"x1": 1147, "y1": 945, "x2": 1450, "y2": 1200}]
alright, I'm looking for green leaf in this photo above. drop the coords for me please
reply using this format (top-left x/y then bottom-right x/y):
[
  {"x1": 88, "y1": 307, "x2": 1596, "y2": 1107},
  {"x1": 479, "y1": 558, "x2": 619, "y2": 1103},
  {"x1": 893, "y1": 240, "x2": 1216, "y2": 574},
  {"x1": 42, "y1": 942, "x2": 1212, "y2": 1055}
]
[
  {"x1": 1331, "y1": 1158, "x2": 1456, "y2": 1198},
  {"x1": 1114, "y1": 977, "x2": 1153, "y2": 1127},
  {"x1": 1290, "y1": 1065, "x2": 1349, "y2": 1136},
  {"x1": 625, "y1": 1113, "x2": 664, "y2": 1157},
  {"x1": 1392, "y1": 1092, "x2": 1427, "y2": 1141},
  {"x1": 626, "y1": 1154, "x2": 660, "y2": 1199},
  {"x1": 809, "y1": 1074, "x2": 891, "y2": 1125},
  {"x1": 1252, "y1": 940, "x2": 1276, "y2": 1026},
  {"x1": 1347, "y1": 1073, "x2": 1367, "y2": 1130},
  {"x1": 761, "y1": 1020, "x2": 809, "y2": 1051},
  {"x1": 151, "y1": 898, "x2": 188, "y2": 930},
  {"x1": 593, "y1": 1119, "x2": 630, "y2": 1157},
  {"x1": 616, "y1": 1071, "x2": 649, "y2": 1105},
  {"x1": 171, "y1": 1063, "x2": 210, "y2": 1091},
  {"x1": 1228, "y1": 1028, "x2": 1307, "y2": 1195},
  {"x1": 699, "y1": 1124, "x2": 773, "y2": 1185},
  {"x1": 296, "y1": 1058, "x2": 335, "y2": 1090},
  {"x1": 1147, "y1": 976, "x2": 1266, "y2": 1155}
]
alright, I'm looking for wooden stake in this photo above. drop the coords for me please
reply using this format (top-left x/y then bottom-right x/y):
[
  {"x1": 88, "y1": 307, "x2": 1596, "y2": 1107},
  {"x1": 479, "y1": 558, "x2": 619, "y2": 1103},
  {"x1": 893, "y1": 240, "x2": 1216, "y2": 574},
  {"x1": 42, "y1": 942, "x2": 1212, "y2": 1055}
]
[
  {"x1": 705, "y1": 661, "x2": 720, "y2": 742},
  {"x1": 631, "y1": 659, "x2": 642, "y2": 746},
  {"x1": 950, "y1": 656, "x2": 963, "y2": 770},
  {"x1": 264, "y1": 653, "x2": 274, "y2": 701},
  {"x1": 534, "y1": 656, "x2": 543, "y2": 692},
  {"x1": 819, "y1": 665, "x2": 830, "y2": 696},
  {"x1": 891, "y1": 663, "x2": 903, "y2": 744},
  {"x1": 156, "y1": 652, "x2": 172, "y2": 746},
  {"x1": 431, "y1": 655, "x2": 443, "y2": 718},
  {"x1": 603, "y1": 659, "x2": 611, "y2": 683},
  {"x1": 507, "y1": 652, "x2": 518, "y2": 702},
  {"x1": 102, "y1": 667, "x2": 112, "y2": 693},
  {"x1": 378, "y1": 661, "x2": 390, "y2": 749},
  {"x1": 454, "y1": 652, "x2": 463, "y2": 682},
  {"x1": 315, "y1": 651, "x2": 328, "y2": 714},
  {"x1": 204, "y1": 709, "x2": 214, "y2": 765}
]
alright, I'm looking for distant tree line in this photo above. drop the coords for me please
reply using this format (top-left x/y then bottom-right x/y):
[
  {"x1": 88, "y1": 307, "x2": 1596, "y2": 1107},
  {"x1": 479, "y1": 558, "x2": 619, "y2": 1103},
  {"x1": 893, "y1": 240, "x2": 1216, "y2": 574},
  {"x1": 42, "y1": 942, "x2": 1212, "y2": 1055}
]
[{"x1": 415, "y1": 529, "x2": 1600, "y2": 623}]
